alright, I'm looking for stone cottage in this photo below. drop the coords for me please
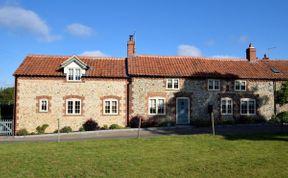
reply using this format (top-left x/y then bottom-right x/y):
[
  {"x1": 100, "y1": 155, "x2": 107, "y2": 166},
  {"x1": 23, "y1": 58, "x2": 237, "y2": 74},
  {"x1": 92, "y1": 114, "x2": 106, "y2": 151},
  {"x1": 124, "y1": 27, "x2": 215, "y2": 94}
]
[{"x1": 14, "y1": 35, "x2": 288, "y2": 133}]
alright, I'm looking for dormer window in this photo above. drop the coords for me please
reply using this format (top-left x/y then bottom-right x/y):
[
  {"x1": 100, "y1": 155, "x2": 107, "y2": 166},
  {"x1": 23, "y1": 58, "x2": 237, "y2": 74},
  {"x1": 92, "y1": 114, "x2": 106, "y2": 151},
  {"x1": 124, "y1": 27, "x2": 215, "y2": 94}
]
[
  {"x1": 61, "y1": 55, "x2": 88, "y2": 82},
  {"x1": 67, "y1": 68, "x2": 81, "y2": 81}
]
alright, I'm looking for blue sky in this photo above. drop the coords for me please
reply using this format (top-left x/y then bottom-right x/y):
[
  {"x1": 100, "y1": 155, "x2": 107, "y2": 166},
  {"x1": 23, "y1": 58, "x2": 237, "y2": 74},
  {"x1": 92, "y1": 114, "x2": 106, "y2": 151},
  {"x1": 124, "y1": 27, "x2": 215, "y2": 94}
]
[{"x1": 0, "y1": 0, "x2": 288, "y2": 87}]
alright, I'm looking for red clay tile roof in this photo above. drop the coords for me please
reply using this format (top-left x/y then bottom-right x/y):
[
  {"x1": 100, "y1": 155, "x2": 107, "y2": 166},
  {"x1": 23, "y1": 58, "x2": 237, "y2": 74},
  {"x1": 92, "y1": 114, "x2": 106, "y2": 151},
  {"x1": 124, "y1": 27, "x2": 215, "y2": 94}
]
[
  {"x1": 14, "y1": 55, "x2": 126, "y2": 78},
  {"x1": 15, "y1": 54, "x2": 288, "y2": 80},
  {"x1": 128, "y1": 55, "x2": 288, "y2": 79}
]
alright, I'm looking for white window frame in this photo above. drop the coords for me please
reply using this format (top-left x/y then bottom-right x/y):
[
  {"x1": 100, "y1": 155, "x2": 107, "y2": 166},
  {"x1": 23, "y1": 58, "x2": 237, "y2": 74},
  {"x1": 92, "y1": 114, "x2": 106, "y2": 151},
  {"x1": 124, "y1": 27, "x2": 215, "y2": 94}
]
[
  {"x1": 208, "y1": 79, "x2": 220, "y2": 91},
  {"x1": 221, "y1": 97, "x2": 233, "y2": 115},
  {"x1": 67, "y1": 68, "x2": 82, "y2": 81},
  {"x1": 66, "y1": 99, "x2": 81, "y2": 115},
  {"x1": 240, "y1": 98, "x2": 256, "y2": 115},
  {"x1": 39, "y1": 99, "x2": 48, "y2": 113},
  {"x1": 103, "y1": 99, "x2": 118, "y2": 115},
  {"x1": 166, "y1": 79, "x2": 179, "y2": 90},
  {"x1": 148, "y1": 97, "x2": 166, "y2": 115},
  {"x1": 234, "y1": 80, "x2": 246, "y2": 91}
]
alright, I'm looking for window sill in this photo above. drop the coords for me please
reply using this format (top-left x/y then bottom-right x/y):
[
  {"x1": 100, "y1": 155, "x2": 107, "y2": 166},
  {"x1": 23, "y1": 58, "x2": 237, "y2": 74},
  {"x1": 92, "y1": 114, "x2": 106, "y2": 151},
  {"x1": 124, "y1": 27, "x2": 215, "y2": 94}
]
[
  {"x1": 240, "y1": 113, "x2": 256, "y2": 116},
  {"x1": 148, "y1": 113, "x2": 166, "y2": 116},
  {"x1": 102, "y1": 113, "x2": 119, "y2": 116}
]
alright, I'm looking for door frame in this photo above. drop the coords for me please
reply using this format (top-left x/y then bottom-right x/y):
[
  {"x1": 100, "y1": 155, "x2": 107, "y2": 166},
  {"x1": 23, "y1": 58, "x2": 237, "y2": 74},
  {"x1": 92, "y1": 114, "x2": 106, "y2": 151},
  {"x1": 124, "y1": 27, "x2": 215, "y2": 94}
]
[{"x1": 176, "y1": 97, "x2": 190, "y2": 125}]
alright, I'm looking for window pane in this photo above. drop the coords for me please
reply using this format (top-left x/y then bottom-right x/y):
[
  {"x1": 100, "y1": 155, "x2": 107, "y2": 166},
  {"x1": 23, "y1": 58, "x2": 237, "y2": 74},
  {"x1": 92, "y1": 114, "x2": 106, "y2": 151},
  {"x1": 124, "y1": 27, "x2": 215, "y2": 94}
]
[
  {"x1": 68, "y1": 101, "x2": 73, "y2": 114},
  {"x1": 167, "y1": 79, "x2": 173, "y2": 88},
  {"x1": 158, "y1": 99, "x2": 164, "y2": 114},
  {"x1": 75, "y1": 69, "x2": 81, "y2": 80},
  {"x1": 214, "y1": 80, "x2": 220, "y2": 90},
  {"x1": 68, "y1": 69, "x2": 74, "y2": 80},
  {"x1": 227, "y1": 100, "x2": 232, "y2": 113},
  {"x1": 173, "y1": 79, "x2": 179, "y2": 89},
  {"x1": 149, "y1": 99, "x2": 156, "y2": 114},
  {"x1": 241, "y1": 82, "x2": 246, "y2": 90},
  {"x1": 75, "y1": 101, "x2": 80, "y2": 114},
  {"x1": 235, "y1": 81, "x2": 240, "y2": 90},
  {"x1": 41, "y1": 100, "x2": 47, "y2": 111},
  {"x1": 241, "y1": 101, "x2": 248, "y2": 114},
  {"x1": 105, "y1": 101, "x2": 110, "y2": 114},
  {"x1": 221, "y1": 100, "x2": 226, "y2": 114},
  {"x1": 248, "y1": 100, "x2": 255, "y2": 114},
  {"x1": 112, "y1": 101, "x2": 117, "y2": 113},
  {"x1": 208, "y1": 80, "x2": 213, "y2": 90}
]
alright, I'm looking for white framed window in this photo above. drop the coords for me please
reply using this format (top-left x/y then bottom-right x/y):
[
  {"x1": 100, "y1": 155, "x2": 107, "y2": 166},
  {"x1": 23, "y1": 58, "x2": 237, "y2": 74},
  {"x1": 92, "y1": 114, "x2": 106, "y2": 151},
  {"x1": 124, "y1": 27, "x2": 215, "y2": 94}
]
[
  {"x1": 208, "y1": 79, "x2": 220, "y2": 91},
  {"x1": 66, "y1": 99, "x2": 81, "y2": 115},
  {"x1": 221, "y1": 97, "x2": 233, "y2": 115},
  {"x1": 39, "y1": 99, "x2": 48, "y2": 112},
  {"x1": 240, "y1": 98, "x2": 256, "y2": 115},
  {"x1": 148, "y1": 97, "x2": 165, "y2": 115},
  {"x1": 67, "y1": 68, "x2": 81, "y2": 81},
  {"x1": 103, "y1": 99, "x2": 118, "y2": 115},
  {"x1": 166, "y1": 79, "x2": 179, "y2": 89},
  {"x1": 235, "y1": 80, "x2": 246, "y2": 91}
]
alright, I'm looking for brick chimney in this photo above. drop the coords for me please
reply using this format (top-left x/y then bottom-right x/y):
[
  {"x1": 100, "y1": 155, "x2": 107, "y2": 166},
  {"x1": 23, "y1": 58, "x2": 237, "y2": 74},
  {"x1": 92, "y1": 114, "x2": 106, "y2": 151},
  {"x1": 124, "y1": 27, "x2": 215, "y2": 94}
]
[
  {"x1": 127, "y1": 35, "x2": 135, "y2": 56},
  {"x1": 246, "y1": 43, "x2": 257, "y2": 62}
]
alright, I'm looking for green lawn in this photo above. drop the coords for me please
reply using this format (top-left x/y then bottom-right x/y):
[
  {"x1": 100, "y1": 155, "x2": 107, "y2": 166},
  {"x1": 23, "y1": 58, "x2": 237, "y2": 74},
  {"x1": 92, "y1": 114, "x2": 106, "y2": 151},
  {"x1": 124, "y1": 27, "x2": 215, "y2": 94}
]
[{"x1": 0, "y1": 133, "x2": 287, "y2": 178}]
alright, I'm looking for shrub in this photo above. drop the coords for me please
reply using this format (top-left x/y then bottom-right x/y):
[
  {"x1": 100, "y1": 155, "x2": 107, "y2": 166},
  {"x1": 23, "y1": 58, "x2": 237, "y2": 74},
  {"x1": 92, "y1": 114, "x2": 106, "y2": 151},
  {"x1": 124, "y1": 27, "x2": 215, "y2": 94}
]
[
  {"x1": 101, "y1": 124, "x2": 109, "y2": 130},
  {"x1": 109, "y1": 124, "x2": 124, "y2": 129},
  {"x1": 236, "y1": 116, "x2": 266, "y2": 124},
  {"x1": 129, "y1": 115, "x2": 145, "y2": 128},
  {"x1": 191, "y1": 119, "x2": 211, "y2": 127},
  {"x1": 83, "y1": 119, "x2": 99, "y2": 131},
  {"x1": 79, "y1": 127, "x2": 85, "y2": 132},
  {"x1": 276, "y1": 112, "x2": 288, "y2": 124},
  {"x1": 16, "y1": 128, "x2": 29, "y2": 136},
  {"x1": 36, "y1": 124, "x2": 49, "y2": 134},
  {"x1": 60, "y1": 126, "x2": 72, "y2": 133}
]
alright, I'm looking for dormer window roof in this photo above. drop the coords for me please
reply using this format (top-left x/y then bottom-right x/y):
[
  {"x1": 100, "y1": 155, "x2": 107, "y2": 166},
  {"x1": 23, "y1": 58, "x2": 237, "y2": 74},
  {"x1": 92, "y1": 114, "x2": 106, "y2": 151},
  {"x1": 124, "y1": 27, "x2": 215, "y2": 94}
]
[{"x1": 60, "y1": 55, "x2": 89, "y2": 70}]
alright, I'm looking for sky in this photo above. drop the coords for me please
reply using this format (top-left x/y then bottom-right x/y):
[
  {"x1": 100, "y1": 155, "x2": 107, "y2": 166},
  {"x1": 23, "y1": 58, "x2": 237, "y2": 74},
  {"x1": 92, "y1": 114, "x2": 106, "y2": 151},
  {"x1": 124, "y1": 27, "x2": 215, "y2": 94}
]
[{"x1": 0, "y1": 0, "x2": 288, "y2": 87}]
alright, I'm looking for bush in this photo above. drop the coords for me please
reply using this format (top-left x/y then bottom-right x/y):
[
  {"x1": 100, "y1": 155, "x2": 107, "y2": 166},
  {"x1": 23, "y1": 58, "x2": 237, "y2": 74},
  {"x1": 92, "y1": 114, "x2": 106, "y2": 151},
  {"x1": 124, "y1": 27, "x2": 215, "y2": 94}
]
[
  {"x1": 276, "y1": 112, "x2": 288, "y2": 124},
  {"x1": 16, "y1": 128, "x2": 29, "y2": 136},
  {"x1": 83, "y1": 119, "x2": 99, "y2": 131},
  {"x1": 109, "y1": 124, "x2": 124, "y2": 129},
  {"x1": 101, "y1": 124, "x2": 109, "y2": 130},
  {"x1": 129, "y1": 115, "x2": 145, "y2": 128},
  {"x1": 36, "y1": 124, "x2": 49, "y2": 134},
  {"x1": 235, "y1": 116, "x2": 266, "y2": 124},
  {"x1": 79, "y1": 127, "x2": 85, "y2": 132},
  {"x1": 60, "y1": 126, "x2": 72, "y2": 133},
  {"x1": 191, "y1": 119, "x2": 211, "y2": 127}
]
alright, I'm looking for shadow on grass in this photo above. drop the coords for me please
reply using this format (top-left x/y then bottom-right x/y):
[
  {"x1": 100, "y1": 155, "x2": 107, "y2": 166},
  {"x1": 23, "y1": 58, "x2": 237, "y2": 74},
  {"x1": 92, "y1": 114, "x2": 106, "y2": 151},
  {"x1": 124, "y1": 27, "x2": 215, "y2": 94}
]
[{"x1": 143, "y1": 124, "x2": 288, "y2": 142}]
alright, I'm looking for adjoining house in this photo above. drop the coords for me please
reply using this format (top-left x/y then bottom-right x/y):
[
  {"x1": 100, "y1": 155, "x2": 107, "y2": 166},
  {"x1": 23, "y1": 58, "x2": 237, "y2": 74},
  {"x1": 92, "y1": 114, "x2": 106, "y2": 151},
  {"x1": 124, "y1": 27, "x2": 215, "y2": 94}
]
[{"x1": 13, "y1": 35, "x2": 288, "y2": 133}]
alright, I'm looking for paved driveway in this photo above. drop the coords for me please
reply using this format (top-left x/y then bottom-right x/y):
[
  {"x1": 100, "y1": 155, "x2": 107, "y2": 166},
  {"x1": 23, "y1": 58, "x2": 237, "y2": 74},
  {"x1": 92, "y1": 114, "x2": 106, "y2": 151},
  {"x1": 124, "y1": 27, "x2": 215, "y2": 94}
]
[{"x1": 0, "y1": 123, "x2": 287, "y2": 143}]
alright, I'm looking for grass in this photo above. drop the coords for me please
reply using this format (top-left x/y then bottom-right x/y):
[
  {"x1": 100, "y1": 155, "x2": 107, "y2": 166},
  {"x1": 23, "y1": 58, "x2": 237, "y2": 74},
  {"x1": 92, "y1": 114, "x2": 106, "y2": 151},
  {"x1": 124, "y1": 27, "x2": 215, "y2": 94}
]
[{"x1": 0, "y1": 133, "x2": 287, "y2": 178}]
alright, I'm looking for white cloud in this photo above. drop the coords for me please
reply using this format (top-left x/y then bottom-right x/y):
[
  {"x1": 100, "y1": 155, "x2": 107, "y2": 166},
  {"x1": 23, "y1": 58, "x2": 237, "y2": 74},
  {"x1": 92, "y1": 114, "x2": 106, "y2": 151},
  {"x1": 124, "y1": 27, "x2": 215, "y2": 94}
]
[
  {"x1": 0, "y1": 6, "x2": 59, "y2": 42},
  {"x1": 177, "y1": 45, "x2": 202, "y2": 56},
  {"x1": 67, "y1": 23, "x2": 94, "y2": 37},
  {"x1": 80, "y1": 50, "x2": 107, "y2": 57},
  {"x1": 205, "y1": 39, "x2": 215, "y2": 46},
  {"x1": 239, "y1": 35, "x2": 248, "y2": 43},
  {"x1": 211, "y1": 55, "x2": 242, "y2": 59}
]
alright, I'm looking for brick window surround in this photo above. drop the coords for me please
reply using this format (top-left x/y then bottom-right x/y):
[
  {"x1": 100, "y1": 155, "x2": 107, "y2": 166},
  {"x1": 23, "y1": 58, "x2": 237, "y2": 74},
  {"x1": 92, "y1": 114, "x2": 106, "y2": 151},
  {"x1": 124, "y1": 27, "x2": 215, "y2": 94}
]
[
  {"x1": 36, "y1": 96, "x2": 52, "y2": 113},
  {"x1": 100, "y1": 95, "x2": 121, "y2": 116},
  {"x1": 63, "y1": 95, "x2": 85, "y2": 116}
]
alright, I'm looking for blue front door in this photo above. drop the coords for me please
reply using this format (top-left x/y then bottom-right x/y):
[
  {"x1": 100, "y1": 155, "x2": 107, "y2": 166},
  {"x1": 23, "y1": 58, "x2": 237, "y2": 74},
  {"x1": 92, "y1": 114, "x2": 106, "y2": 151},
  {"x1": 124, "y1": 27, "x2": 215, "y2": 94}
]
[{"x1": 176, "y1": 98, "x2": 189, "y2": 124}]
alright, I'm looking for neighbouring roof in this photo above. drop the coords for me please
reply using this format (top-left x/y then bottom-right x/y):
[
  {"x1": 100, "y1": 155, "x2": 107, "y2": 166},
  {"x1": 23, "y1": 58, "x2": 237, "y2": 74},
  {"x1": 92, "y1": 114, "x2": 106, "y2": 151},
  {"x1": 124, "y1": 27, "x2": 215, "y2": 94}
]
[
  {"x1": 128, "y1": 55, "x2": 288, "y2": 79},
  {"x1": 14, "y1": 55, "x2": 126, "y2": 78}
]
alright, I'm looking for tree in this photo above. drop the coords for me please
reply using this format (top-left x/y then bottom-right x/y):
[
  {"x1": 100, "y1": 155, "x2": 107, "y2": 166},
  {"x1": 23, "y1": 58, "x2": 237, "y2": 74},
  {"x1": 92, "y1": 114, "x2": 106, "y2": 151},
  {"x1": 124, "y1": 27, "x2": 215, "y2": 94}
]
[
  {"x1": 276, "y1": 81, "x2": 288, "y2": 105},
  {"x1": 0, "y1": 87, "x2": 14, "y2": 105}
]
